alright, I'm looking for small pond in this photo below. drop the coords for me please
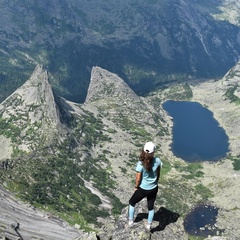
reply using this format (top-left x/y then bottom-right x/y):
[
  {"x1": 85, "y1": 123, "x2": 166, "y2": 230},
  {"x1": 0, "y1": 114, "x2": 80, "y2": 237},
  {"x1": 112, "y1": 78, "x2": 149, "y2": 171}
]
[
  {"x1": 162, "y1": 100, "x2": 230, "y2": 162},
  {"x1": 184, "y1": 204, "x2": 224, "y2": 237}
]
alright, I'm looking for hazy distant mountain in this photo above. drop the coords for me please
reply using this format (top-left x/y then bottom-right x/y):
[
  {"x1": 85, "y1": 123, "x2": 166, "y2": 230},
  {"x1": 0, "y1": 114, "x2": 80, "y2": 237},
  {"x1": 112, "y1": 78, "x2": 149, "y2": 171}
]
[{"x1": 0, "y1": 0, "x2": 240, "y2": 103}]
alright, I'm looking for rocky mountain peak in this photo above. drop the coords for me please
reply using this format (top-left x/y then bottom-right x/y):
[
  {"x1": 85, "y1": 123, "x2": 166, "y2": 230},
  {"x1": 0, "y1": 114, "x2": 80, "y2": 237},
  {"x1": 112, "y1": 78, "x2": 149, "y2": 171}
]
[
  {"x1": 84, "y1": 66, "x2": 159, "y2": 132},
  {"x1": 0, "y1": 65, "x2": 64, "y2": 153},
  {"x1": 0, "y1": 64, "x2": 59, "y2": 124},
  {"x1": 85, "y1": 66, "x2": 140, "y2": 104}
]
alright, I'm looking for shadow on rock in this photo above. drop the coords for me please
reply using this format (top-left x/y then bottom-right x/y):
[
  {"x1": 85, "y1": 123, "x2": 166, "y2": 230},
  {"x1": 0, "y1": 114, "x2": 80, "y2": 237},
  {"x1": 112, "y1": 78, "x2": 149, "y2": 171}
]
[{"x1": 135, "y1": 207, "x2": 180, "y2": 233}]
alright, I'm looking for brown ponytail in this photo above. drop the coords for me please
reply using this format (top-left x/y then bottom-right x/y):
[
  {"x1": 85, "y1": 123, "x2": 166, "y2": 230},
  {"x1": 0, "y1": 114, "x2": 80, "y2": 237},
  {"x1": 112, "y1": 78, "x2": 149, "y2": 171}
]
[{"x1": 139, "y1": 149, "x2": 154, "y2": 171}]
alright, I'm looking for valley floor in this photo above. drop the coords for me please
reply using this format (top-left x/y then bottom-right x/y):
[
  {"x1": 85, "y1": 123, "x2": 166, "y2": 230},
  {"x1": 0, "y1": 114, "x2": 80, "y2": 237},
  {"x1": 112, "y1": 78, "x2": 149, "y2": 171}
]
[{"x1": 188, "y1": 80, "x2": 240, "y2": 239}]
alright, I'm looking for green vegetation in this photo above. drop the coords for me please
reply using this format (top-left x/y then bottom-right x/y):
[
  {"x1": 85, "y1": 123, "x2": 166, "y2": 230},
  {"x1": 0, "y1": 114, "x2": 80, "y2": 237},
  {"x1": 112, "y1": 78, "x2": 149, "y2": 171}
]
[
  {"x1": 160, "y1": 157, "x2": 172, "y2": 176},
  {"x1": 224, "y1": 86, "x2": 240, "y2": 104},
  {"x1": 182, "y1": 83, "x2": 193, "y2": 99},
  {"x1": 2, "y1": 147, "x2": 124, "y2": 231},
  {"x1": 123, "y1": 65, "x2": 157, "y2": 85},
  {"x1": 0, "y1": 110, "x2": 126, "y2": 231},
  {"x1": 164, "y1": 83, "x2": 193, "y2": 101},
  {"x1": 228, "y1": 155, "x2": 240, "y2": 171},
  {"x1": 0, "y1": 117, "x2": 21, "y2": 142},
  {"x1": 233, "y1": 159, "x2": 240, "y2": 171},
  {"x1": 195, "y1": 184, "x2": 213, "y2": 200},
  {"x1": 120, "y1": 167, "x2": 127, "y2": 174},
  {"x1": 157, "y1": 160, "x2": 213, "y2": 217},
  {"x1": 72, "y1": 110, "x2": 111, "y2": 148},
  {"x1": 187, "y1": 235, "x2": 205, "y2": 240},
  {"x1": 157, "y1": 178, "x2": 193, "y2": 216},
  {"x1": 158, "y1": 176, "x2": 213, "y2": 217},
  {"x1": 174, "y1": 161, "x2": 204, "y2": 179},
  {"x1": 123, "y1": 64, "x2": 189, "y2": 89},
  {"x1": 0, "y1": 110, "x2": 49, "y2": 157},
  {"x1": 0, "y1": 51, "x2": 34, "y2": 103},
  {"x1": 114, "y1": 113, "x2": 133, "y2": 130},
  {"x1": 113, "y1": 113, "x2": 155, "y2": 143},
  {"x1": 183, "y1": 163, "x2": 204, "y2": 178},
  {"x1": 106, "y1": 128, "x2": 117, "y2": 134},
  {"x1": 127, "y1": 152, "x2": 139, "y2": 168}
]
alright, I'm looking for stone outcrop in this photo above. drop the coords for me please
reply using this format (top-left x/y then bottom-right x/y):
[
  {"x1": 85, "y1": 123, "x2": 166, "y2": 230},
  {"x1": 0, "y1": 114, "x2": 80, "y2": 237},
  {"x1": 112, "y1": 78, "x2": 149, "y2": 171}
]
[
  {"x1": 0, "y1": 65, "x2": 67, "y2": 155},
  {"x1": 0, "y1": 186, "x2": 93, "y2": 240},
  {"x1": 0, "y1": 186, "x2": 186, "y2": 240},
  {"x1": 0, "y1": 65, "x2": 60, "y2": 125},
  {"x1": 84, "y1": 66, "x2": 163, "y2": 135},
  {"x1": 96, "y1": 199, "x2": 187, "y2": 240},
  {"x1": 85, "y1": 66, "x2": 140, "y2": 104}
]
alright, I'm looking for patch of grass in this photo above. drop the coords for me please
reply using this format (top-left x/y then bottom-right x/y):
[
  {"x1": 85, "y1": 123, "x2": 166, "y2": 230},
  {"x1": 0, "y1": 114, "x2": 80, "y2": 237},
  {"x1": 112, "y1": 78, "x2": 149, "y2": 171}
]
[
  {"x1": 2, "y1": 142, "x2": 124, "y2": 230},
  {"x1": 157, "y1": 178, "x2": 192, "y2": 216},
  {"x1": 158, "y1": 177, "x2": 213, "y2": 218},
  {"x1": 120, "y1": 167, "x2": 127, "y2": 174},
  {"x1": 233, "y1": 159, "x2": 240, "y2": 171},
  {"x1": 187, "y1": 235, "x2": 205, "y2": 240},
  {"x1": 194, "y1": 184, "x2": 214, "y2": 200},
  {"x1": 228, "y1": 155, "x2": 240, "y2": 171},
  {"x1": 176, "y1": 162, "x2": 204, "y2": 179},
  {"x1": 164, "y1": 83, "x2": 193, "y2": 101},
  {"x1": 106, "y1": 128, "x2": 117, "y2": 134},
  {"x1": 224, "y1": 86, "x2": 240, "y2": 104},
  {"x1": 160, "y1": 157, "x2": 172, "y2": 177},
  {"x1": 158, "y1": 160, "x2": 213, "y2": 217}
]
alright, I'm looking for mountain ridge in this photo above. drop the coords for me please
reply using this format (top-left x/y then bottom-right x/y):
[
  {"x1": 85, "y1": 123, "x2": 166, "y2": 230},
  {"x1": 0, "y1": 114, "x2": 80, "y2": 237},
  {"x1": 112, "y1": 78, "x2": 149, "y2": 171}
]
[{"x1": 1, "y1": 62, "x2": 240, "y2": 239}]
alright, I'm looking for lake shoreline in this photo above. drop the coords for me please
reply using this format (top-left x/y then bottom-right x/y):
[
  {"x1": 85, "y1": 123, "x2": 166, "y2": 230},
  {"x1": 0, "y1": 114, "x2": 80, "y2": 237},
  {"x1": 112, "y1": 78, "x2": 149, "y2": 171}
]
[
  {"x1": 190, "y1": 79, "x2": 240, "y2": 239},
  {"x1": 163, "y1": 100, "x2": 229, "y2": 162},
  {"x1": 157, "y1": 76, "x2": 240, "y2": 239}
]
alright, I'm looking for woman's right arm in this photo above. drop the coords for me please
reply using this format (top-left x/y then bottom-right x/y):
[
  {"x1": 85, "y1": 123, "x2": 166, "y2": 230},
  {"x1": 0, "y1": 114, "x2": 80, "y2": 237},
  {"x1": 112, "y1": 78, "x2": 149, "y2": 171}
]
[
  {"x1": 135, "y1": 171, "x2": 142, "y2": 190},
  {"x1": 156, "y1": 166, "x2": 161, "y2": 183}
]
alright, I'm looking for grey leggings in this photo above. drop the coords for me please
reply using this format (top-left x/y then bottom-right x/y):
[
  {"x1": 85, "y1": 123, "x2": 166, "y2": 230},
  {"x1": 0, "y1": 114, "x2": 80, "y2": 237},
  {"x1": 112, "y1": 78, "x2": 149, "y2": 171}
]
[{"x1": 129, "y1": 186, "x2": 158, "y2": 211}]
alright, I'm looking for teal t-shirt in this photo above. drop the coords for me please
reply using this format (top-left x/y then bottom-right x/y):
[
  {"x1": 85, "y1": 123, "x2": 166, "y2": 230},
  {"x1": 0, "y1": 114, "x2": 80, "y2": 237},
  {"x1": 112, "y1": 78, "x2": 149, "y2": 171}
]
[{"x1": 136, "y1": 157, "x2": 163, "y2": 190}]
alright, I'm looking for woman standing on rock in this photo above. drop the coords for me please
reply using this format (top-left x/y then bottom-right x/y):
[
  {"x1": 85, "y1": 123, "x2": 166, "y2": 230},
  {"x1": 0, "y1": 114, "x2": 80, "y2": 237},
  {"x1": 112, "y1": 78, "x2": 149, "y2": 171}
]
[{"x1": 128, "y1": 141, "x2": 163, "y2": 230}]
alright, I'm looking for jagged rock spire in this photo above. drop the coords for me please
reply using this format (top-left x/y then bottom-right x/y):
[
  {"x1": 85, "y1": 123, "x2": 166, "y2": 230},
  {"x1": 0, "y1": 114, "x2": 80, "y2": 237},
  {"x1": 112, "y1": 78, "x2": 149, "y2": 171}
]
[
  {"x1": 0, "y1": 64, "x2": 62, "y2": 152},
  {"x1": 0, "y1": 64, "x2": 60, "y2": 124},
  {"x1": 0, "y1": 65, "x2": 59, "y2": 125},
  {"x1": 84, "y1": 66, "x2": 158, "y2": 132},
  {"x1": 85, "y1": 66, "x2": 140, "y2": 104}
]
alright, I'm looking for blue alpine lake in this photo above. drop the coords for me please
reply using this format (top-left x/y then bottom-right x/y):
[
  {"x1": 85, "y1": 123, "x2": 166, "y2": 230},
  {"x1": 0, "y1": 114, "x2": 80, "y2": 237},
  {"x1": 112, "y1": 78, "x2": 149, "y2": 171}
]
[{"x1": 162, "y1": 100, "x2": 229, "y2": 162}]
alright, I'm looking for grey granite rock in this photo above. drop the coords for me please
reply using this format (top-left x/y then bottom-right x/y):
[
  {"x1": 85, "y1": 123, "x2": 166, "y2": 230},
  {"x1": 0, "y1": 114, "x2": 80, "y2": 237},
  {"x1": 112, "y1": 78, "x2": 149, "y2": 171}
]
[{"x1": 97, "y1": 199, "x2": 188, "y2": 240}]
